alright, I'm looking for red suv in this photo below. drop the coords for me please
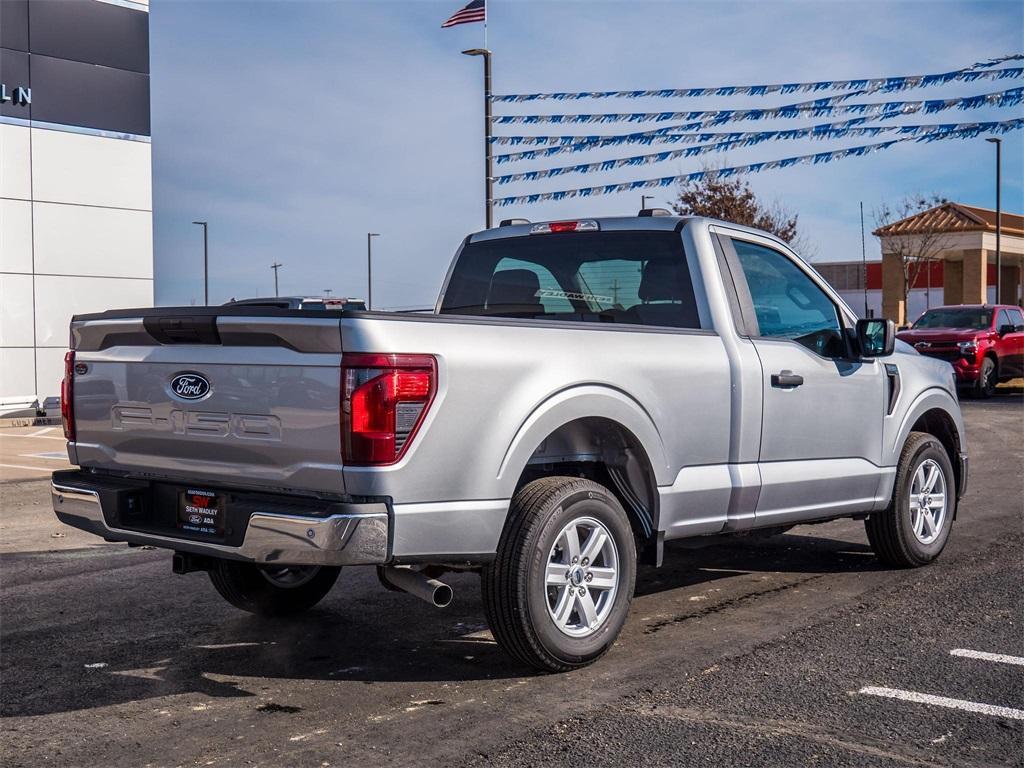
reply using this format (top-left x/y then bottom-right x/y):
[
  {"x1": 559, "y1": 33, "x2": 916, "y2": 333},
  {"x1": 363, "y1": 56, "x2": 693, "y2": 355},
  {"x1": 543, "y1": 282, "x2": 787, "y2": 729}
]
[{"x1": 897, "y1": 304, "x2": 1024, "y2": 397}]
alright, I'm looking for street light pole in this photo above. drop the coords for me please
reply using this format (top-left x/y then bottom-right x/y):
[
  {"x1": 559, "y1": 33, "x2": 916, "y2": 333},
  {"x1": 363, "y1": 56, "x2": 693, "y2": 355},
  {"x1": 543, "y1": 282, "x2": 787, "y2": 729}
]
[
  {"x1": 270, "y1": 262, "x2": 282, "y2": 297},
  {"x1": 859, "y1": 202, "x2": 868, "y2": 317},
  {"x1": 463, "y1": 48, "x2": 493, "y2": 229},
  {"x1": 641, "y1": 194, "x2": 654, "y2": 211},
  {"x1": 986, "y1": 137, "x2": 1002, "y2": 303},
  {"x1": 192, "y1": 221, "x2": 208, "y2": 305},
  {"x1": 367, "y1": 233, "x2": 380, "y2": 310}
]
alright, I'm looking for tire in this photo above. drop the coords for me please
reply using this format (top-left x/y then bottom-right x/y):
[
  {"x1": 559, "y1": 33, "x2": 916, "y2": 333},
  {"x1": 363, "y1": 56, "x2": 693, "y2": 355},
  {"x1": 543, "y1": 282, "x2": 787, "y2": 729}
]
[
  {"x1": 973, "y1": 356, "x2": 996, "y2": 398},
  {"x1": 482, "y1": 477, "x2": 637, "y2": 672},
  {"x1": 208, "y1": 560, "x2": 340, "y2": 615},
  {"x1": 865, "y1": 432, "x2": 956, "y2": 568}
]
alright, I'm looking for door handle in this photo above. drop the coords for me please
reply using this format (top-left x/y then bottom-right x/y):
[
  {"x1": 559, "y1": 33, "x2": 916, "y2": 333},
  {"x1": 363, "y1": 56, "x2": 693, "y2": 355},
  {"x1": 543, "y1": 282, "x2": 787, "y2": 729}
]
[{"x1": 771, "y1": 370, "x2": 804, "y2": 388}]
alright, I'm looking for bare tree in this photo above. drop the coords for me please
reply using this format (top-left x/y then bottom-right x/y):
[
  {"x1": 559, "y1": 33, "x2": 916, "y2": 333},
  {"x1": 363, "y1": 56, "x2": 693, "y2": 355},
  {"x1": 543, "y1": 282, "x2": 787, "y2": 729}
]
[
  {"x1": 872, "y1": 194, "x2": 952, "y2": 324},
  {"x1": 670, "y1": 172, "x2": 810, "y2": 253}
]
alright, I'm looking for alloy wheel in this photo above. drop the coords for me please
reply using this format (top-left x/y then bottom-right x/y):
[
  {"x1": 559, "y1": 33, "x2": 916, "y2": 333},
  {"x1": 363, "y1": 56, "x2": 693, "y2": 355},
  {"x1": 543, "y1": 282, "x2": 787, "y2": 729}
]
[
  {"x1": 545, "y1": 516, "x2": 619, "y2": 637},
  {"x1": 909, "y1": 458, "x2": 947, "y2": 545}
]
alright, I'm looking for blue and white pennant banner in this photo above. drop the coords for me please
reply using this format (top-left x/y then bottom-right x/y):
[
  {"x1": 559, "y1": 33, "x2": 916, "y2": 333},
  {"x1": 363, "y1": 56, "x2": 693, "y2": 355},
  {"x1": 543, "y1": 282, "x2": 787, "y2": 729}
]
[
  {"x1": 492, "y1": 119, "x2": 1024, "y2": 207},
  {"x1": 492, "y1": 119, "x2": 1024, "y2": 185},
  {"x1": 495, "y1": 118, "x2": 893, "y2": 165},
  {"x1": 493, "y1": 116, "x2": 874, "y2": 151},
  {"x1": 492, "y1": 86, "x2": 1024, "y2": 125},
  {"x1": 492, "y1": 87, "x2": 1024, "y2": 163},
  {"x1": 491, "y1": 54, "x2": 1024, "y2": 102}
]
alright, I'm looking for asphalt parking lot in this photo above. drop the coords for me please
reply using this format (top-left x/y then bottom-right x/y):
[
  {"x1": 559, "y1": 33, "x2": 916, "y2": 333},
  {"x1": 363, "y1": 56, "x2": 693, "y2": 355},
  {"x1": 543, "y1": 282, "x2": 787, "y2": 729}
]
[
  {"x1": 0, "y1": 425, "x2": 71, "y2": 484},
  {"x1": 1, "y1": 394, "x2": 1021, "y2": 767}
]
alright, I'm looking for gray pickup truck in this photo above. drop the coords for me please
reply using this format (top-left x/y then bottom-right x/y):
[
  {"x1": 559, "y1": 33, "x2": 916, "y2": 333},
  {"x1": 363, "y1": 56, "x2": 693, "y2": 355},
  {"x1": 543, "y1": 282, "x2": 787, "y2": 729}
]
[{"x1": 53, "y1": 214, "x2": 967, "y2": 672}]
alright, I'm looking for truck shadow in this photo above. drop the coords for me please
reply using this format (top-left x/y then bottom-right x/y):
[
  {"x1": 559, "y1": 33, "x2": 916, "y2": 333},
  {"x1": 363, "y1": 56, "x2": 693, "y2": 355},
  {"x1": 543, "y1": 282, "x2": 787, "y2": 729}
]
[{"x1": 1, "y1": 530, "x2": 883, "y2": 718}]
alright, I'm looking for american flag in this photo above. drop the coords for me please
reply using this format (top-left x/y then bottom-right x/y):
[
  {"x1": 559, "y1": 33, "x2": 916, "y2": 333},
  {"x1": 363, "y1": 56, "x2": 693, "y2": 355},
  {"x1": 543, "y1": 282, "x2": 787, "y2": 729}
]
[{"x1": 441, "y1": 0, "x2": 485, "y2": 28}]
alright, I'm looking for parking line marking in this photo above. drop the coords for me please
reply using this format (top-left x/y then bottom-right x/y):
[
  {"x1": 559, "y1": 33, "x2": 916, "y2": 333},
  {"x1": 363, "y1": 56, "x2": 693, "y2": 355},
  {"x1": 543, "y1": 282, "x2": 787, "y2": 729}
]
[
  {"x1": 1, "y1": 433, "x2": 65, "y2": 441},
  {"x1": 858, "y1": 686, "x2": 1024, "y2": 720},
  {"x1": 950, "y1": 649, "x2": 1024, "y2": 666},
  {"x1": 21, "y1": 452, "x2": 68, "y2": 461},
  {"x1": 0, "y1": 463, "x2": 53, "y2": 473}
]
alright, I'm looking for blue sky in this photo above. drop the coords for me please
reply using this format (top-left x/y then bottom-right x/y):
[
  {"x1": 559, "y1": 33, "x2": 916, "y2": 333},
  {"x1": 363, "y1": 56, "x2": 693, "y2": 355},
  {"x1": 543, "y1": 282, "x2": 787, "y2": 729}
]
[{"x1": 151, "y1": 0, "x2": 1023, "y2": 309}]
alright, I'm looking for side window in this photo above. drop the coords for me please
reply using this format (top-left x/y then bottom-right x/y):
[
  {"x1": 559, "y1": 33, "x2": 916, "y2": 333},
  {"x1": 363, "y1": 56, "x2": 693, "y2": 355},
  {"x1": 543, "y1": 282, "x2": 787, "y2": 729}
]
[
  {"x1": 490, "y1": 257, "x2": 573, "y2": 315},
  {"x1": 730, "y1": 239, "x2": 845, "y2": 358},
  {"x1": 1007, "y1": 308, "x2": 1024, "y2": 329}
]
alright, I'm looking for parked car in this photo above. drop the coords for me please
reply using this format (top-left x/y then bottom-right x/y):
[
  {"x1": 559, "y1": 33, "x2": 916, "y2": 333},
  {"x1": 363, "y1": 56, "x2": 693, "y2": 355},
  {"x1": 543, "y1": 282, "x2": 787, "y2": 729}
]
[
  {"x1": 897, "y1": 304, "x2": 1024, "y2": 397},
  {"x1": 53, "y1": 214, "x2": 967, "y2": 672},
  {"x1": 225, "y1": 296, "x2": 367, "y2": 311}
]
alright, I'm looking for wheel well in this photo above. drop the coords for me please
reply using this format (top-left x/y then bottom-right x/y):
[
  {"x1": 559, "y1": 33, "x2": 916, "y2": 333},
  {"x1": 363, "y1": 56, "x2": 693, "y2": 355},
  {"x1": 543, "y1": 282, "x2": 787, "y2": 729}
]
[
  {"x1": 514, "y1": 417, "x2": 659, "y2": 553},
  {"x1": 910, "y1": 408, "x2": 962, "y2": 494}
]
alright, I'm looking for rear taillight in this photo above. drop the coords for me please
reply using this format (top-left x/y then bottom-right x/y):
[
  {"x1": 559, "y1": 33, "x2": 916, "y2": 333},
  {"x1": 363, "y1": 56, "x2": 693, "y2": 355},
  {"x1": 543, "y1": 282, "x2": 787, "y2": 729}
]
[
  {"x1": 341, "y1": 353, "x2": 436, "y2": 465},
  {"x1": 61, "y1": 350, "x2": 75, "y2": 441}
]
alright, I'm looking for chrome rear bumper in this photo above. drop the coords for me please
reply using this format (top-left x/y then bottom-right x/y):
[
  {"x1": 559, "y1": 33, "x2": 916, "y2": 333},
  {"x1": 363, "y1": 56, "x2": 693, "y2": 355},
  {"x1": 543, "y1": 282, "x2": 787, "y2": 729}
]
[{"x1": 52, "y1": 480, "x2": 389, "y2": 566}]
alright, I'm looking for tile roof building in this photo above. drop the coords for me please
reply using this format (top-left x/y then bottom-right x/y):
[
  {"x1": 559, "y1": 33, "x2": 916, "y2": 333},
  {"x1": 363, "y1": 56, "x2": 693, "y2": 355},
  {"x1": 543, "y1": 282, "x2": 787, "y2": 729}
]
[{"x1": 872, "y1": 203, "x2": 1023, "y2": 324}]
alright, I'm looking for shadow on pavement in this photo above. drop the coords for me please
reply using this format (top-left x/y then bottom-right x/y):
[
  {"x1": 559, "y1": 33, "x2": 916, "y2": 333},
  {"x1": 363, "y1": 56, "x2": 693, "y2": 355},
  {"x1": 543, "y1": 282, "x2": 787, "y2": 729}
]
[{"x1": 1, "y1": 529, "x2": 883, "y2": 718}]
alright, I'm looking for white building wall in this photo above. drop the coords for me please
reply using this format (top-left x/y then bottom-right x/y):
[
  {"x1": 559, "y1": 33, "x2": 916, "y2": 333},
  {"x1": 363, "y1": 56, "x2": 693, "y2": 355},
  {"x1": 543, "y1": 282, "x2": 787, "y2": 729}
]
[{"x1": 0, "y1": 123, "x2": 153, "y2": 403}]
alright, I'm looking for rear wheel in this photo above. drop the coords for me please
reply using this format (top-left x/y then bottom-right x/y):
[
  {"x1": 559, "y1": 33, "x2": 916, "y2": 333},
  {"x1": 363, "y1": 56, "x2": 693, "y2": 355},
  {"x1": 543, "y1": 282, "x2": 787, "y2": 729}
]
[
  {"x1": 208, "y1": 560, "x2": 340, "y2": 615},
  {"x1": 482, "y1": 477, "x2": 637, "y2": 672},
  {"x1": 865, "y1": 432, "x2": 955, "y2": 567},
  {"x1": 974, "y1": 356, "x2": 996, "y2": 398}
]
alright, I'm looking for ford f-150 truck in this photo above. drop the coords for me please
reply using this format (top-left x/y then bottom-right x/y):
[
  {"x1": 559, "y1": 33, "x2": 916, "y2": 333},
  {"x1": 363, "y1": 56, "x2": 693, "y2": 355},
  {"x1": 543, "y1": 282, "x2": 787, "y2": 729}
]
[{"x1": 52, "y1": 214, "x2": 968, "y2": 672}]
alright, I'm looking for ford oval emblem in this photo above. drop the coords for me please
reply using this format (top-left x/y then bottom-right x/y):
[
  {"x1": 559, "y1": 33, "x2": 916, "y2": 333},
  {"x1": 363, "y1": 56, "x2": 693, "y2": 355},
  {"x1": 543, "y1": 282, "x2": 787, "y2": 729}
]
[{"x1": 170, "y1": 372, "x2": 211, "y2": 400}]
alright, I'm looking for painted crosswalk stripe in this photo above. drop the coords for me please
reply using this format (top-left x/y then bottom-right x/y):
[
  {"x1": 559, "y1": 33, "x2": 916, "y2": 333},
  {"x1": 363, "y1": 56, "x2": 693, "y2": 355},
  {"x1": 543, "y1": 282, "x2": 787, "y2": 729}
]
[
  {"x1": 858, "y1": 686, "x2": 1024, "y2": 720},
  {"x1": 950, "y1": 649, "x2": 1024, "y2": 666}
]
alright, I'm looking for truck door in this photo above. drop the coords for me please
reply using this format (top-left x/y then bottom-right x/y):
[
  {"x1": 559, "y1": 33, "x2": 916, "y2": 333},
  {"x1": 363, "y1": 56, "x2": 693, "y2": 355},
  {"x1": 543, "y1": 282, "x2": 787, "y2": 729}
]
[
  {"x1": 717, "y1": 232, "x2": 888, "y2": 526},
  {"x1": 995, "y1": 307, "x2": 1024, "y2": 378}
]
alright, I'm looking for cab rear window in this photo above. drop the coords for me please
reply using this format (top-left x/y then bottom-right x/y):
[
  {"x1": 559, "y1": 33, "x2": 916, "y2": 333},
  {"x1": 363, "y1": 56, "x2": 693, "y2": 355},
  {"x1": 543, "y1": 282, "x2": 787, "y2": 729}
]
[{"x1": 439, "y1": 231, "x2": 701, "y2": 329}]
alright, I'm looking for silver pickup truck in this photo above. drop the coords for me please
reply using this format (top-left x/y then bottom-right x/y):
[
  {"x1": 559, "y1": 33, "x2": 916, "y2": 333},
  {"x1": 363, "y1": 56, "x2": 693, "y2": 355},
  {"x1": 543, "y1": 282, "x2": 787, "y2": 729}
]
[{"x1": 53, "y1": 214, "x2": 967, "y2": 672}]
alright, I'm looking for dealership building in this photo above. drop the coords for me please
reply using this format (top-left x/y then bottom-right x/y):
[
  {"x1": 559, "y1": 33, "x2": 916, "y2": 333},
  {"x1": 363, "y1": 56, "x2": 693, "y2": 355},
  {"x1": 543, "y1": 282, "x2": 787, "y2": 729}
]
[
  {"x1": 1, "y1": 0, "x2": 152, "y2": 409},
  {"x1": 816, "y1": 203, "x2": 1024, "y2": 325}
]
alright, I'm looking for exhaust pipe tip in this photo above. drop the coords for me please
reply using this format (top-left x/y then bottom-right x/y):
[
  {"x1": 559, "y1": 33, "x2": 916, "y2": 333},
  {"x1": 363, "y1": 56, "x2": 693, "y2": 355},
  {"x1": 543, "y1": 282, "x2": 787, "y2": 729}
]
[
  {"x1": 380, "y1": 566, "x2": 453, "y2": 608},
  {"x1": 432, "y1": 582, "x2": 454, "y2": 609}
]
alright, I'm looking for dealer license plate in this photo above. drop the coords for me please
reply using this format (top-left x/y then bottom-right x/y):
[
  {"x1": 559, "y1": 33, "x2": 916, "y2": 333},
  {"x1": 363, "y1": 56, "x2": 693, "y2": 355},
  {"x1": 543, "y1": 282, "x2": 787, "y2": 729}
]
[{"x1": 177, "y1": 488, "x2": 225, "y2": 536}]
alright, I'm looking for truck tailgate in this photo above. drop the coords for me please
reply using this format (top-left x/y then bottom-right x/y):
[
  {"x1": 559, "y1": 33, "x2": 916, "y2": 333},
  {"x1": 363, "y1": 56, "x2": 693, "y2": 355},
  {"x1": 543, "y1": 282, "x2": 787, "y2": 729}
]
[{"x1": 69, "y1": 310, "x2": 345, "y2": 495}]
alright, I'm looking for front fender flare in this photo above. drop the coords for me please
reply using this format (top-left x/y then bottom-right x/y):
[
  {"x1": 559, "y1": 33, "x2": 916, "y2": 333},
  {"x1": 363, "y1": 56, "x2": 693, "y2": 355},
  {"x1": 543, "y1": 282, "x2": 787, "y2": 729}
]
[{"x1": 888, "y1": 386, "x2": 966, "y2": 466}]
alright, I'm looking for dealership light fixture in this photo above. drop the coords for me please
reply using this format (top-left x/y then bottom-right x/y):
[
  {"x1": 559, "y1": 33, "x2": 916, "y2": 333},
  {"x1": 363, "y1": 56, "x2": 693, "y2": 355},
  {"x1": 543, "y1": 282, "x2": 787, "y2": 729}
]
[
  {"x1": 463, "y1": 48, "x2": 494, "y2": 229},
  {"x1": 192, "y1": 221, "x2": 208, "y2": 305},
  {"x1": 367, "y1": 233, "x2": 380, "y2": 310},
  {"x1": 986, "y1": 137, "x2": 1002, "y2": 301}
]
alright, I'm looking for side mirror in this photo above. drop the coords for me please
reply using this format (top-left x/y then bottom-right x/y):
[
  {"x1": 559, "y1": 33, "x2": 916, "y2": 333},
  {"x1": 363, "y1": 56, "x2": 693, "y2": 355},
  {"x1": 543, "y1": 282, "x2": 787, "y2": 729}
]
[
  {"x1": 998, "y1": 324, "x2": 1015, "y2": 336},
  {"x1": 857, "y1": 318, "x2": 895, "y2": 358}
]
